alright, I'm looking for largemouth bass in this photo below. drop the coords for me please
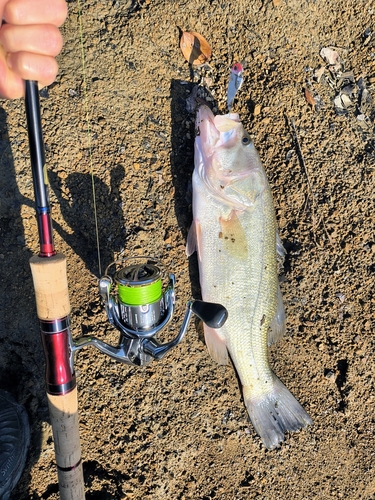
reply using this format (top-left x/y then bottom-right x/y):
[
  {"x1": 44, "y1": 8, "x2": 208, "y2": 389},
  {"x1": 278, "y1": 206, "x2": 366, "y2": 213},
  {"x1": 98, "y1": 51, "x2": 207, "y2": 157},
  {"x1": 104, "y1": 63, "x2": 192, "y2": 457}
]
[{"x1": 186, "y1": 104, "x2": 313, "y2": 449}]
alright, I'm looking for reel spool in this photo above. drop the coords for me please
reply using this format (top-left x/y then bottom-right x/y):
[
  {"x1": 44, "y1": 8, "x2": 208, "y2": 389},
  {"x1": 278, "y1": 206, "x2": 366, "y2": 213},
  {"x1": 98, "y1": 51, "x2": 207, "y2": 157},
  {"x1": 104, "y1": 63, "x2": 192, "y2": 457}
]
[
  {"x1": 73, "y1": 256, "x2": 228, "y2": 366},
  {"x1": 115, "y1": 261, "x2": 164, "y2": 332},
  {"x1": 98, "y1": 256, "x2": 176, "y2": 341}
]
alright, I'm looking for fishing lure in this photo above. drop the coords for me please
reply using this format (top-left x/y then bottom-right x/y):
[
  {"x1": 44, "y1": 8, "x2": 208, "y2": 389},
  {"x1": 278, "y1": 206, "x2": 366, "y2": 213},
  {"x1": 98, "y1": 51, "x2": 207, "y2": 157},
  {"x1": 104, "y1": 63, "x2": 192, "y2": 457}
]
[{"x1": 227, "y1": 62, "x2": 244, "y2": 110}]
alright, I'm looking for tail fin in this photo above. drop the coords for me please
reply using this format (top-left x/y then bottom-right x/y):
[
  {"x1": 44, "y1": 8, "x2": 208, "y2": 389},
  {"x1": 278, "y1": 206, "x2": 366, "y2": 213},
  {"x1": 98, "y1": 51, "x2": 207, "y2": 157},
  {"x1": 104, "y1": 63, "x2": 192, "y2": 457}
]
[{"x1": 244, "y1": 375, "x2": 313, "y2": 450}]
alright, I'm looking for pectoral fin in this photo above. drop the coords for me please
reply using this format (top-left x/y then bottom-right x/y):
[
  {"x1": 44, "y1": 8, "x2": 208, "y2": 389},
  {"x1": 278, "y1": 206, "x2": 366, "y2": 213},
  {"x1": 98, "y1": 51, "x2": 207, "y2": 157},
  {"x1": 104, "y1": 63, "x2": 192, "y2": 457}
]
[
  {"x1": 219, "y1": 210, "x2": 248, "y2": 260},
  {"x1": 204, "y1": 325, "x2": 228, "y2": 365}
]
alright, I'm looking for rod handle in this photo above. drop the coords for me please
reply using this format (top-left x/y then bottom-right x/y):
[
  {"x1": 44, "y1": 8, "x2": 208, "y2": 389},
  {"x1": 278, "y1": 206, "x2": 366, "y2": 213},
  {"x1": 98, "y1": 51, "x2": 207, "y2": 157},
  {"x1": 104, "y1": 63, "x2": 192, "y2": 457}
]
[
  {"x1": 48, "y1": 388, "x2": 85, "y2": 500},
  {"x1": 29, "y1": 253, "x2": 71, "y2": 320}
]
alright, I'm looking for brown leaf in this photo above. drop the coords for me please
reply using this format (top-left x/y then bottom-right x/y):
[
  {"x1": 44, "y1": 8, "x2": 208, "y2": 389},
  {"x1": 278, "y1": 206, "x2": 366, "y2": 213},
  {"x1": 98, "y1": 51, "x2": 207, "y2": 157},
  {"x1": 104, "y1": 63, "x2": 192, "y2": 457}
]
[
  {"x1": 304, "y1": 88, "x2": 316, "y2": 107},
  {"x1": 180, "y1": 31, "x2": 212, "y2": 66}
]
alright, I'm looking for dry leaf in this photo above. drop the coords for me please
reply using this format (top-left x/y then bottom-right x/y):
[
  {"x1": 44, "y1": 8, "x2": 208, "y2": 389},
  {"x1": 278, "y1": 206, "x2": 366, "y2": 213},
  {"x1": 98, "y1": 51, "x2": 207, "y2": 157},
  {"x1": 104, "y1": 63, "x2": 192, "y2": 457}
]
[
  {"x1": 180, "y1": 31, "x2": 212, "y2": 66},
  {"x1": 320, "y1": 47, "x2": 341, "y2": 73},
  {"x1": 333, "y1": 94, "x2": 347, "y2": 115},
  {"x1": 320, "y1": 47, "x2": 340, "y2": 65},
  {"x1": 313, "y1": 66, "x2": 325, "y2": 83},
  {"x1": 304, "y1": 88, "x2": 316, "y2": 107}
]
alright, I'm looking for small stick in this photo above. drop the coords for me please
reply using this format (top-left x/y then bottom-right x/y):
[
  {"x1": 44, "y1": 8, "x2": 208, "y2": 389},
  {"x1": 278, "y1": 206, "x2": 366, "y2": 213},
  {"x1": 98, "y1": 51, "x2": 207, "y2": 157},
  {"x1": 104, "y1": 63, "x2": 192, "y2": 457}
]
[
  {"x1": 290, "y1": 119, "x2": 314, "y2": 195},
  {"x1": 287, "y1": 116, "x2": 332, "y2": 245}
]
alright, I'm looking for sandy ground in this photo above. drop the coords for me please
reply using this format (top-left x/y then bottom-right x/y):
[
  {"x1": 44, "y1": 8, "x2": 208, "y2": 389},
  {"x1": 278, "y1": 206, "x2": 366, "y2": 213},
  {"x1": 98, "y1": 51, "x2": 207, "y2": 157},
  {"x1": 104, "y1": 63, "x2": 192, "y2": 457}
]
[{"x1": 1, "y1": 0, "x2": 375, "y2": 498}]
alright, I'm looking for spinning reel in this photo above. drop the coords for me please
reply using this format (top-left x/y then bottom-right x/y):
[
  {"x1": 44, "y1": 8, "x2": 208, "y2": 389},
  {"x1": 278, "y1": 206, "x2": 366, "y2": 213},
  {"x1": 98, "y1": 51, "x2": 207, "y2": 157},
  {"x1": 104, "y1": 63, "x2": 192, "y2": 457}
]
[{"x1": 73, "y1": 256, "x2": 228, "y2": 366}]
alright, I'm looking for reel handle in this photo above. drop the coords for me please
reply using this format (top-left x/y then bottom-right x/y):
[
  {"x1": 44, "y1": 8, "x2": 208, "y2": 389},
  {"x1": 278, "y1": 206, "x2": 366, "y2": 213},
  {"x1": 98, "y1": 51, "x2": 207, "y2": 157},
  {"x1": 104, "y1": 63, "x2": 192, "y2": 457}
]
[{"x1": 190, "y1": 300, "x2": 228, "y2": 329}]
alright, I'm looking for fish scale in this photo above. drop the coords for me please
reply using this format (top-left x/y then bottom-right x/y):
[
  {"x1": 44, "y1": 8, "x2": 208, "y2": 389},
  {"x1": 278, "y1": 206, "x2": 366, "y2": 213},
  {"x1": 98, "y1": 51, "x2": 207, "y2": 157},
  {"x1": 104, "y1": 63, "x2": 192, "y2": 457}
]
[{"x1": 187, "y1": 104, "x2": 313, "y2": 449}]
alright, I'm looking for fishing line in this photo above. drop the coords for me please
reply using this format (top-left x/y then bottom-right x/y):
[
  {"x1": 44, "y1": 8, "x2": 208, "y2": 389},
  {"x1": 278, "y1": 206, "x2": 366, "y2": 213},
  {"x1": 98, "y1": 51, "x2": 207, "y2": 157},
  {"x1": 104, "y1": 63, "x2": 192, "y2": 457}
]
[
  {"x1": 77, "y1": 0, "x2": 102, "y2": 276},
  {"x1": 115, "y1": 262, "x2": 163, "y2": 306}
]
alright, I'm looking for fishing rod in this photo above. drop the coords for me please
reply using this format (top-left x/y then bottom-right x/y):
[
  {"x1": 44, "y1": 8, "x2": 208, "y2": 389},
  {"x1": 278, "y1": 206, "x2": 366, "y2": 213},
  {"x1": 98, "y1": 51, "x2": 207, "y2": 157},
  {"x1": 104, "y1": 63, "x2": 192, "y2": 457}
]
[
  {"x1": 25, "y1": 81, "x2": 228, "y2": 497},
  {"x1": 25, "y1": 79, "x2": 85, "y2": 500}
]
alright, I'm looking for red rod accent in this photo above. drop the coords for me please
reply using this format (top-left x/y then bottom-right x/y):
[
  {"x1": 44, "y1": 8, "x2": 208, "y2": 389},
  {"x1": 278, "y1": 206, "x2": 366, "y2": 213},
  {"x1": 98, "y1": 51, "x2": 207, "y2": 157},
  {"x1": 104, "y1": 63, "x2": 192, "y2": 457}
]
[
  {"x1": 41, "y1": 327, "x2": 75, "y2": 395},
  {"x1": 38, "y1": 212, "x2": 56, "y2": 257}
]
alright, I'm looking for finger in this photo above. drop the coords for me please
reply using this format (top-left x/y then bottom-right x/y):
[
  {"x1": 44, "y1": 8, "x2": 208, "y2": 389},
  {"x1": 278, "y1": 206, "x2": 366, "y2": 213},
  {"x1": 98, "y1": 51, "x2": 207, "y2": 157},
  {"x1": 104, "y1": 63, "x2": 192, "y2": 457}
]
[
  {"x1": 7, "y1": 51, "x2": 59, "y2": 87},
  {"x1": 0, "y1": 0, "x2": 8, "y2": 19},
  {"x1": 3, "y1": 0, "x2": 68, "y2": 27},
  {"x1": 0, "y1": 24, "x2": 63, "y2": 57},
  {"x1": 0, "y1": 46, "x2": 24, "y2": 98}
]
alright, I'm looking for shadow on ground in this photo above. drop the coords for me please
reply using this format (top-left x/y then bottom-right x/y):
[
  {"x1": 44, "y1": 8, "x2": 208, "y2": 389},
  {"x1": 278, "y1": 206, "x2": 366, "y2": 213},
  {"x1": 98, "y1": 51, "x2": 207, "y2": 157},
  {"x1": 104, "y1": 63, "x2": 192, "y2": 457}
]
[{"x1": 49, "y1": 164, "x2": 126, "y2": 277}]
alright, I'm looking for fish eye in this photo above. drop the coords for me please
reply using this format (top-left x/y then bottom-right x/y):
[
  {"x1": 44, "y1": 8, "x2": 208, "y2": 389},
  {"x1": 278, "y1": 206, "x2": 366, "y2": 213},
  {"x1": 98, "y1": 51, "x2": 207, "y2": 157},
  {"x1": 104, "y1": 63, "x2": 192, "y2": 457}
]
[{"x1": 242, "y1": 134, "x2": 251, "y2": 146}]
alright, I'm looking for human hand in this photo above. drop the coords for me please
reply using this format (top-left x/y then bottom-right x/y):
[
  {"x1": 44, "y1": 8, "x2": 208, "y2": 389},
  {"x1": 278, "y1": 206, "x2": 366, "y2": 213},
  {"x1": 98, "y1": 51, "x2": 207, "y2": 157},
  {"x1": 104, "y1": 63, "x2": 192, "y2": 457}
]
[{"x1": 0, "y1": 0, "x2": 67, "y2": 99}]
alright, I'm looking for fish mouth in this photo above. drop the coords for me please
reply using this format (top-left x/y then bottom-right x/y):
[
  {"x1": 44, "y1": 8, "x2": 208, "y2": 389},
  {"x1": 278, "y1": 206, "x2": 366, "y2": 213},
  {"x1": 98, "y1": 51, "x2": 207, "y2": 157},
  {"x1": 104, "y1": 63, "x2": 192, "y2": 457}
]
[
  {"x1": 195, "y1": 102, "x2": 215, "y2": 125},
  {"x1": 196, "y1": 103, "x2": 241, "y2": 149},
  {"x1": 195, "y1": 104, "x2": 219, "y2": 155}
]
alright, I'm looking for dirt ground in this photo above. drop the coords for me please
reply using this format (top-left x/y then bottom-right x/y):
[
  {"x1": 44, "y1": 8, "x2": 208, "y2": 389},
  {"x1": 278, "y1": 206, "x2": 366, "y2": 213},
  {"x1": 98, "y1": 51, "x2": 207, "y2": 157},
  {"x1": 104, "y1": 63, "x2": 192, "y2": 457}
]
[{"x1": 1, "y1": 0, "x2": 375, "y2": 498}]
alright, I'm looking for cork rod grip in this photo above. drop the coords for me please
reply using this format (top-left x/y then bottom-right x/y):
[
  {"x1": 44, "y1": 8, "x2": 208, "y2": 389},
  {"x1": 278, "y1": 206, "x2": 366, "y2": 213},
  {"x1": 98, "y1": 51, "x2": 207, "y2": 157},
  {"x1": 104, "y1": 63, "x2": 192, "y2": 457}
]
[
  {"x1": 29, "y1": 253, "x2": 71, "y2": 320},
  {"x1": 30, "y1": 252, "x2": 85, "y2": 497},
  {"x1": 48, "y1": 388, "x2": 85, "y2": 500}
]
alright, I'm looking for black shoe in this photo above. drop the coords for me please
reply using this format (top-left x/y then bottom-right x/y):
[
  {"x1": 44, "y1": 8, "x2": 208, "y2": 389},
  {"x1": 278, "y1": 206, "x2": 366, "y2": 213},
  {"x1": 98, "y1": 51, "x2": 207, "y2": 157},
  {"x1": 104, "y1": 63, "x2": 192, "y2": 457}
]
[{"x1": 0, "y1": 390, "x2": 30, "y2": 500}]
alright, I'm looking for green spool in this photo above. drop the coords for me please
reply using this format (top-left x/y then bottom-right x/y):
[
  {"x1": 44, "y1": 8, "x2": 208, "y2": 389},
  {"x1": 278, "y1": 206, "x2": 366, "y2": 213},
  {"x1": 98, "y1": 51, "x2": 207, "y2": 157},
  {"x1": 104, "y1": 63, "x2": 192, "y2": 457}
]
[
  {"x1": 118, "y1": 279, "x2": 162, "y2": 306},
  {"x1": 115, "y1": 263, "x2": 162, "y2": 306}
]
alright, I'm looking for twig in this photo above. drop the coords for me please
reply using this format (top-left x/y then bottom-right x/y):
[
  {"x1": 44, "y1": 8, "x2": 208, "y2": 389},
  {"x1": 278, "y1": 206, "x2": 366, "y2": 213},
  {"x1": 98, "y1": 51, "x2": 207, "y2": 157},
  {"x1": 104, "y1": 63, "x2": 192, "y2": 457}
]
[
  {"x1": 290, "y1": 119, "x2": 313, "y2": 193},
  {"x1": 286, "y1": 115, "x2": 333, "y2": 245}
]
